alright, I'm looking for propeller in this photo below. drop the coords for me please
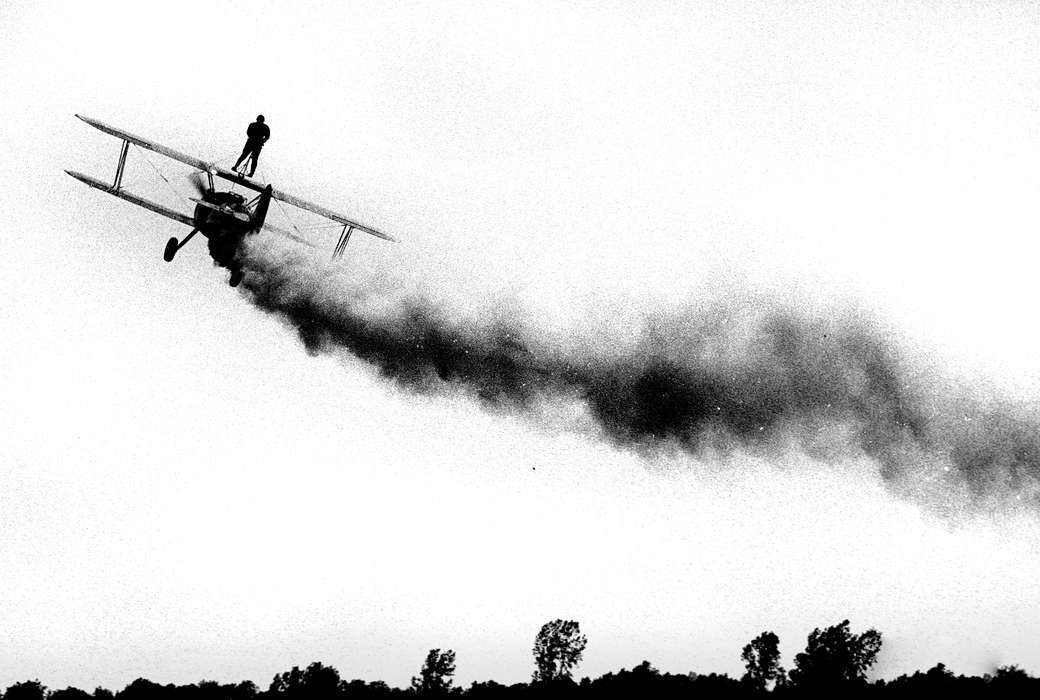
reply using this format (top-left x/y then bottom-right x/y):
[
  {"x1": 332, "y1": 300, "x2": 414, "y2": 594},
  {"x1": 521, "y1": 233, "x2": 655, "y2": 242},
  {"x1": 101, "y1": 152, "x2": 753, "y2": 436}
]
[{"x1": 187, "y1": 170, "x2": 211, "y2": 198}]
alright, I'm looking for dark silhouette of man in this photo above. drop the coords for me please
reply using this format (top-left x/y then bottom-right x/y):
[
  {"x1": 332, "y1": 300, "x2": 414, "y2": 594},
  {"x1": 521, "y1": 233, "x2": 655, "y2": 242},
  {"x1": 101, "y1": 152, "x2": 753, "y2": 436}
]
[{"x1": 233, "y1": 115, "x2": 270, "y2": 177}]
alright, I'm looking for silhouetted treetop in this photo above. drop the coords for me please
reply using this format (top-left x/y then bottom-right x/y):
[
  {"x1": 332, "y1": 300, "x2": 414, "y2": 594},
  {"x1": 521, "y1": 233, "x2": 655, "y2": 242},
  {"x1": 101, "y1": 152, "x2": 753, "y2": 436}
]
[
  {"x1": 788, "y1": 619, "x2": 882, "y2": 689},
  {"x1": 410, "y1": 649, "x2": 457, "y2": 696},
  {"x1": 50, "y1": 688, "x2": 92, "y2": 700},
  {"x1": 741, "y1": 631, "x2": 785, "y2": 691},
  {"x1": 3, "y1": 681, "x2": 46, "y2": 700},
  {"x1": 269, "y1": 662, "x2": 341, "y2": 700},
  {"x1": 532, "y1": 620, "x2": 588, "y2": 684}
]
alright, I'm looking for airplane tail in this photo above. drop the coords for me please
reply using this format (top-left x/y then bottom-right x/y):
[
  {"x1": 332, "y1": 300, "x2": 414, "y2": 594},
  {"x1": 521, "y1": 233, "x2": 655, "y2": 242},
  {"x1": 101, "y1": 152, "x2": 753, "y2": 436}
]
[{"x1": 252, "y1": 184, "x2": 273, "y2": 233}]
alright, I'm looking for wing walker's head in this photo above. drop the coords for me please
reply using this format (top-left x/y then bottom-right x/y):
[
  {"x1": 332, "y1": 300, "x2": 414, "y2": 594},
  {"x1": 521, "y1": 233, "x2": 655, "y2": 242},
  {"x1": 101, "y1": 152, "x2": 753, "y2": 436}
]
[{"x1": 256, "y1": 115, "x2": 265, "y2": 123}]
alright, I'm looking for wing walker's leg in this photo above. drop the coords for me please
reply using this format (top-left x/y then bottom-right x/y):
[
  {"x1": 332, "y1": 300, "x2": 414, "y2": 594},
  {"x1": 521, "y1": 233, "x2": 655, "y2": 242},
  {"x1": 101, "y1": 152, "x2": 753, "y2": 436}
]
[
  {"x1": 333, "y1": 224, "x2": 353, "y2": 260},
  {"x1": 113, "y1": 139, "x2": 130, "y2": 190}
]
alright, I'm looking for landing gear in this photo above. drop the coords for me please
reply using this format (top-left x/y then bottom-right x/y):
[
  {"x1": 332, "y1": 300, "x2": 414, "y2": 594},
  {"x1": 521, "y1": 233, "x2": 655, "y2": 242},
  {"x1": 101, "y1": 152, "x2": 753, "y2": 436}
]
[{"x1": 163, "y1": 228, "x2": 199, "y2": 262}]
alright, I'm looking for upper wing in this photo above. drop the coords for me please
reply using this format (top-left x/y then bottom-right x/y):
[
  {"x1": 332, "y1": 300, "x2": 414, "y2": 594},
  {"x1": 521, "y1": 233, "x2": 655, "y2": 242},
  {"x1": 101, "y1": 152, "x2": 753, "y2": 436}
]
[
  {"x1": 76, "y1": 114, "x2": 397, "y2": 244},
  {"x1": 76, "y1": 115, "x2": 211, "y2": 173},
  {"x1": 207, "y1": 164, "x2": 396, "y2": 243},
  {"x1": 266, "y1": 188, "x2": 396, "y2": 242}
]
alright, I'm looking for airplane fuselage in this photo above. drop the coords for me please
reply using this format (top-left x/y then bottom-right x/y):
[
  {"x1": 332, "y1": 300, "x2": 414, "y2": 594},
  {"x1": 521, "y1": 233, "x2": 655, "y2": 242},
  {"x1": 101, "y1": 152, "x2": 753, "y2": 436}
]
[
  {"x1": 193, "y1": 191, "x2": 253, "y2": 236},
  {"x1": 192, "y1": 190, "x2": 259, "y2": 271}
]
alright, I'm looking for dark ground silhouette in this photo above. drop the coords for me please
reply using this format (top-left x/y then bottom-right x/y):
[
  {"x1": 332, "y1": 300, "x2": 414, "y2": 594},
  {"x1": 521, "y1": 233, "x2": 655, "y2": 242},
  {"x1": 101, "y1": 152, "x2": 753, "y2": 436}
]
[
  {"x1": 10, "y1": 663, "x2": 1037, "y2": 700},
  {"x1": 6, "y1": 620, "x2": 1037, "y2": 700}
]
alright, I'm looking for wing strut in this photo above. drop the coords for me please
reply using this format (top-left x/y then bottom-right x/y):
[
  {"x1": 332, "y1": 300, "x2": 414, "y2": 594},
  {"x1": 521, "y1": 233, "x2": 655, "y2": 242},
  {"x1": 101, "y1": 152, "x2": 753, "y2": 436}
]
[
  {"x1": 114, "y1": 139, "x2": 130, "y2": 190},
  {"x1": 333, "y1": 224, "x2": 353, "y2": 260}
]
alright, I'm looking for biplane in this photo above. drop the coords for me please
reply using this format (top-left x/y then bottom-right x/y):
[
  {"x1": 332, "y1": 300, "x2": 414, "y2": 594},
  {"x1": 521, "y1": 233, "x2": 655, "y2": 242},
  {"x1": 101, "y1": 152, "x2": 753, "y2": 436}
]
[{"x1": 66, "y1": 115, "x2": 395, "y2": 287}]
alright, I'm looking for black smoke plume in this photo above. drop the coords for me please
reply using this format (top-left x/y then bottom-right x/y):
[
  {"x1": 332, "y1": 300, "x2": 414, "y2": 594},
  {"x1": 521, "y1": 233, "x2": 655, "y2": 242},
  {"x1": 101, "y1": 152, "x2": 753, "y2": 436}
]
[{"x1": 238, "y1": 240, "x2": 1039, "y2": 511}]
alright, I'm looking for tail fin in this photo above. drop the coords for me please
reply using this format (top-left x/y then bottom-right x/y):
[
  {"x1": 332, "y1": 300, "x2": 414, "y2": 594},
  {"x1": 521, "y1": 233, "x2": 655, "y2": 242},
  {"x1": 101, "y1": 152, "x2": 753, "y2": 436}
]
[{"x1": 252, "y1": 184, "x2": 273, "y2": 233}]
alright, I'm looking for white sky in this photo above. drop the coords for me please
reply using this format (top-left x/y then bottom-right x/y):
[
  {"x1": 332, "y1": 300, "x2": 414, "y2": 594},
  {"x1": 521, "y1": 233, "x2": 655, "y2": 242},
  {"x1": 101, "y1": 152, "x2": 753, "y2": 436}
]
[{"x1": 2, "y1": 0, "x2": 1040, "y2": 691}]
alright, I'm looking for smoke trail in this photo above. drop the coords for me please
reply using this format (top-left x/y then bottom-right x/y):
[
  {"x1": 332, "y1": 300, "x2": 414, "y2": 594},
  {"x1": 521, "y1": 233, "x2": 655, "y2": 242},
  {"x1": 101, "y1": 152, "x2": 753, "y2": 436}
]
[{"x1": 238, "y1": 238, "x2": 1039, "y2": 510}]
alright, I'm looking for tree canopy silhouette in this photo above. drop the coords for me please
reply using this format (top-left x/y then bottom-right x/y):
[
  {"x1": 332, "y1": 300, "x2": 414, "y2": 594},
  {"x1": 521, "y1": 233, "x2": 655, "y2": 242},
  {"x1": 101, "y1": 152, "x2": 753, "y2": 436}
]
[
  {"x1": 741, "y1": 631, "x2": 785, "y2": 691},
  {"x1": 788, "y1": 619, "x2": 882, "y2": 689},
  {"x1": 2, "y1": 681, "x2": 46, "y2": 700},
  {"x1": 49, "y1": 688, "x2": 92, "y2": 700},
  {"x1": 269, "y1": 662, "x2": 341, "y2": 700},
  {"x1": 531, "y1": 619, "x2": 587, "y2": 684},
  {"x1": 410, "y1": 649, "x2": 457, "y2": 695},
  {"x1": 116, "y1": 679, "x2": 169, "y2": 700}
]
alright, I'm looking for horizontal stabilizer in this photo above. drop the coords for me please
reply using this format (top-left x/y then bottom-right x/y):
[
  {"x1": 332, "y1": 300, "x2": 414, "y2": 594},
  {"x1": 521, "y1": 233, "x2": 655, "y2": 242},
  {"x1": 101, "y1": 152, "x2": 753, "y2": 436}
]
[{"x1": 66, "y1": 170, "x2": 194, "y2": 227}]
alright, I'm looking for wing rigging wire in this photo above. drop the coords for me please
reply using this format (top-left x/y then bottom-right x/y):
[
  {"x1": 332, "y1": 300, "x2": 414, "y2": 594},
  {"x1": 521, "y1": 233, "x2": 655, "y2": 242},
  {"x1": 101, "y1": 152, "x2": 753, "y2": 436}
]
[{"x1": 132, "y1": 143, "x2": 191, "y2": 206}]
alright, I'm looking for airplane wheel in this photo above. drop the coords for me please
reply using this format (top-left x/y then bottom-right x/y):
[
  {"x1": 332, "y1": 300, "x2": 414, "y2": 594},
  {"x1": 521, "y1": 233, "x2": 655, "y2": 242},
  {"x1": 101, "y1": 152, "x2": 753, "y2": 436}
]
[
  {"x1": 229, "y1": 270, "x2": 243, "y2": 287},
  {"x1": 163, "y1": 237, "x2": 178, "y2": 262}
]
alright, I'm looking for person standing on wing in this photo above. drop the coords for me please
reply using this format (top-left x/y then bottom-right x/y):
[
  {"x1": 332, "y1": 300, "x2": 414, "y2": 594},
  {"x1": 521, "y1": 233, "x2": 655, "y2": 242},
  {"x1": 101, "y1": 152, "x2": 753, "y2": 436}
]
[{"x1": 233, "y1": 115, "x2": 270, "y2": 177}]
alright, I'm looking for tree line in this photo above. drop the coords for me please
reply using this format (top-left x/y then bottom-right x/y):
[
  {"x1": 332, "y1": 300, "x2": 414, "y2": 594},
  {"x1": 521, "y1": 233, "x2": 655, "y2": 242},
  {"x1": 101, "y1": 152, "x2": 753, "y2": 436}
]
[{"x1": 4, "y1": 619, "x2": 1037, "y2": 699}]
